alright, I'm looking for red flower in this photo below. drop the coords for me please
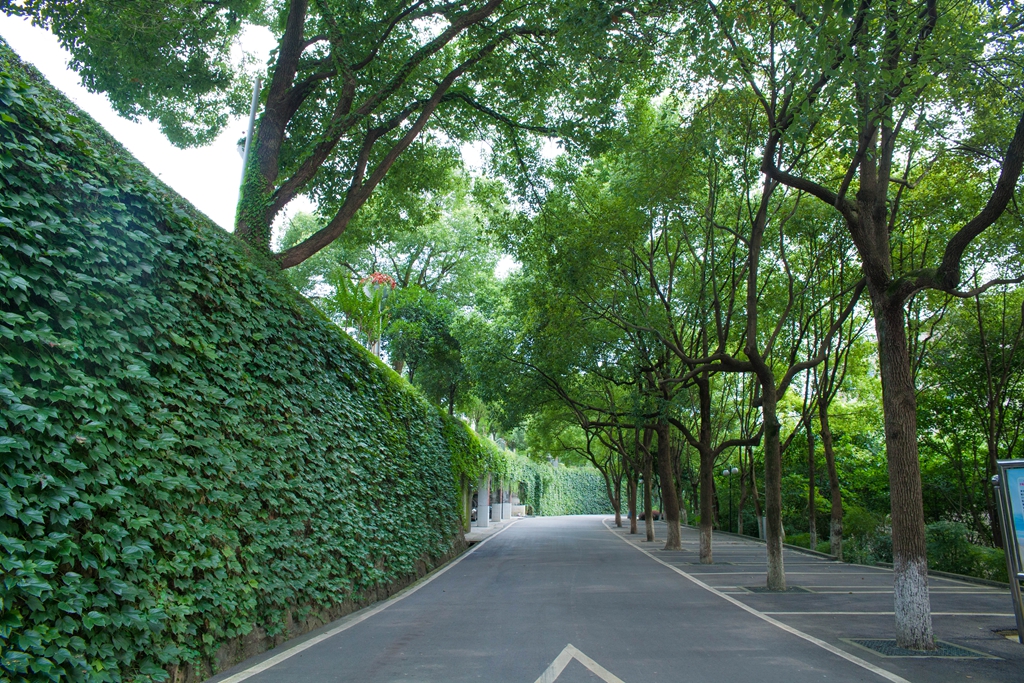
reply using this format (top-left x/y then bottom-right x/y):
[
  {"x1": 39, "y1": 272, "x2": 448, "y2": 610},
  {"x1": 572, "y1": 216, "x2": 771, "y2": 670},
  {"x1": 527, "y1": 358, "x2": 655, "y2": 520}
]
[{"x1": 360, "y1": 272, "x2": 396, "y2": 289}]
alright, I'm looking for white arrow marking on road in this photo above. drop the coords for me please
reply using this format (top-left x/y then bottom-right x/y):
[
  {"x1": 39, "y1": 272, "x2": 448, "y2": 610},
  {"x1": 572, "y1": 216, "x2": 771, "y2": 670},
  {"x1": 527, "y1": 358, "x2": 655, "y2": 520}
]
[{"x1": 533, "y1": 644, "x2": 625, "y2": 683}]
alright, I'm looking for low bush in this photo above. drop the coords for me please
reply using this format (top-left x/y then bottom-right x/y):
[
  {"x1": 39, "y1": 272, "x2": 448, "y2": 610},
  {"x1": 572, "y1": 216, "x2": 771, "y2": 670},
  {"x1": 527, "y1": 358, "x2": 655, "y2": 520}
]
[
  {"x1": 925, "y1": 521, "x2": 1008, "y2": 583},
  {"x1": 971, "y1": 545, "x2": 1008, "y2": 583},
  {"x1": 843, "y1": 505, "x2": 884, "y2": 538},
  {"x1": 839, "y1": 520, "x2": 1008, "y2": 583},
  {"x1": 844, "y1": 532, "x2": 894, "y2": 565},
  {"x1": 787, "y1": 532, "x2": 812, "y2": 548},
  {"x1": 925, "y1": 521, "x2": 976, "y2": 576}
]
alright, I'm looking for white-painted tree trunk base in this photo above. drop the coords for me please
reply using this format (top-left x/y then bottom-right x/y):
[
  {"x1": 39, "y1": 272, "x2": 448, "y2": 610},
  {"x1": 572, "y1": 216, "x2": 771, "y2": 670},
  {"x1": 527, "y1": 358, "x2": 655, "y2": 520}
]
[
  {"x1": 894, "y1": 557, "x2": 934, "y2": 649},
  {"x1": 766, "y1": 536, "x2": 786, "y2": 591},
  {"x1": 664, "y1": 521, "x2": 681, "y2": 551},
  {"x1": 700, "y1": 526, "x2": 713, "y2": 564},
  {"x1": 830, "y1": 520, "x2": 843, "y2": 560}
]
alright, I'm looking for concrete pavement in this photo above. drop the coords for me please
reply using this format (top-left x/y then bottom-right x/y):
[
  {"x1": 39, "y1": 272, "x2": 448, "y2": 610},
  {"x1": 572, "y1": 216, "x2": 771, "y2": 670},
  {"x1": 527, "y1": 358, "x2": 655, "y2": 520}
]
[{"x1": 207, "y1": 516, "x2": 1024, "y2": 683}]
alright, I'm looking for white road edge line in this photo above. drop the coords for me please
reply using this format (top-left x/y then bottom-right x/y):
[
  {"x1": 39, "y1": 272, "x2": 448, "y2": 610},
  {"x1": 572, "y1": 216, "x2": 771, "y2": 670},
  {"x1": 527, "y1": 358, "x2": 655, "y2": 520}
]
[
  {"x1": 763, "y1": 612, "x2": 1014, "y2": 617},
  {"x1": 533, "y1": 644, "x2": 625, "y2": 683},
  {"x1": 217, "y1": 519, "x2": 523, "y2": 683},
  {"x1": 601, "y1": 519, "x2": 912, "y2": 683}
]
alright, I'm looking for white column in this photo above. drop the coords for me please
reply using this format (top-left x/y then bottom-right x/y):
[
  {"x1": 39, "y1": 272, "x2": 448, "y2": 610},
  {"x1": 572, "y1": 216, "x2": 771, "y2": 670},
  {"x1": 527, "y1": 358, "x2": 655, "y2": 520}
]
[
  {"x1": 491, "y1": 482, "x2": 500, "y2": 522},
  {"x1": 476, "y1": 473, "x2": 490, "y2": 528},
  {"x1": 501, "y1": 484, "x2": 512, "y2": 520}
]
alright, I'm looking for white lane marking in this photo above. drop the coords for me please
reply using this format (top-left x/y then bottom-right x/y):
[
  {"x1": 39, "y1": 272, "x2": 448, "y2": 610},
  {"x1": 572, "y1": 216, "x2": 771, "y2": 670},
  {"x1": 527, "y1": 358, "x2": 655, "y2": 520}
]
[
  {"x1": 601, "y1": 519, "x2": 911, "y2": 683},
  {"x1": 764, "y1": 612, "x2": 1014, "y2": 617},
  {"x1": 750, "y1": 585, "x2": 972, "y2": 588},
  {"x1": 217, "y1": 519, "x2": 523, "y2": 683},
  {"x1": 688, "y1": 571, "x2": 873, "y2": 575},
  {"x1": 534, "y1": 644, "x2": 625, "y2": 683},
  {"x1": 805, "y1": 590, "x2": 994, "y2": 595}
]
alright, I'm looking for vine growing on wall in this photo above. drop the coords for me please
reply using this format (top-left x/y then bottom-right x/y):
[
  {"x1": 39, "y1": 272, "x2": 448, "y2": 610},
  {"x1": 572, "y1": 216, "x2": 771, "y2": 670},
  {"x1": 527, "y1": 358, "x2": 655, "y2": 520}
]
[{"x1": 0, "y1": 42, "x2": 487, "y2": 682}]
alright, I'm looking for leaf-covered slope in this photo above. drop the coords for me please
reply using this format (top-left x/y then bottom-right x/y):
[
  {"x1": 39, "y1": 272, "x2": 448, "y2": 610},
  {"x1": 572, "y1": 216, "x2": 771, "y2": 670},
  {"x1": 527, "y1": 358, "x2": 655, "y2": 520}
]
[{"x1": 0, "y1": 39, "x2": 484, "y2": 682}]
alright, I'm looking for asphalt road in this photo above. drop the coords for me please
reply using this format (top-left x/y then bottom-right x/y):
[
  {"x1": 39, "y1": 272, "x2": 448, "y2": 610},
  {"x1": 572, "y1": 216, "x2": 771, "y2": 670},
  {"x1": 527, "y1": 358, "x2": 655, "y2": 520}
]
[{"x1": 206, "y1": 515, "x2": 1005, "y2": 683}]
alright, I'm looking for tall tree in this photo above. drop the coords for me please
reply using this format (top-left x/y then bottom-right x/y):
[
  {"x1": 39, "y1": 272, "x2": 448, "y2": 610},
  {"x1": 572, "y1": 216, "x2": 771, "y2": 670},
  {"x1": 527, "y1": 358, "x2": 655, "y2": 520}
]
[
  {"x1": 8, "y1": 0, "x2": 673, "y2": 266},
  {"x1": 699, "y1": 0, "x2": 1024, "y2": 647},
  {"x1": 920, "y1": 285, "x2": 1024, "y2": 545}
]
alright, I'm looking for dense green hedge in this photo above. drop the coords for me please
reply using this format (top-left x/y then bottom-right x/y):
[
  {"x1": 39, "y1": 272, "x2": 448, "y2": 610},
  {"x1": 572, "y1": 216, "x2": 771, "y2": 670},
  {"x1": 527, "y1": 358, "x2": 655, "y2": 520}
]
[{"x1": 0, "y1": 41, "x2": 485, "y2": 682}]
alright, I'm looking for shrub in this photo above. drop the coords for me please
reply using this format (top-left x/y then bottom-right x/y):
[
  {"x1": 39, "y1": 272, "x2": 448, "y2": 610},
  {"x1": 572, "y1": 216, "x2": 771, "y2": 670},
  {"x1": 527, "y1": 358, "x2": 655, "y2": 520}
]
[
  {"x1": 843, "y1": 505, "x2": 884, "y2": 538},
  {"x1": 787, "y1": 533, "x2": 811, "y2": 548},
  {"x1": 925, "y1": 521, "x2": 975, "y2": 576},
  {"x1": 921, "y1": 521, "x2": 1008, "y2": 582},
  {"x1": 844, "y1": 531, "x2": 893, "y2": 565},
  {"x1": 971, "y1": 545, "x2": 1008, "y2": 583}
]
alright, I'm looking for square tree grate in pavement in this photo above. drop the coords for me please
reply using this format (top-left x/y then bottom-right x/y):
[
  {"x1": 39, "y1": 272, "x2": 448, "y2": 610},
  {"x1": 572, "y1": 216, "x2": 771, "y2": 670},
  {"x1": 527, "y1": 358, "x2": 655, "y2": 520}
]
[
  {"x1": 842, "y1": 639, "x2": 998, "y2": 659},
  {"x1": 743, "y1": 585, "x2": 811, "y2": 593}
]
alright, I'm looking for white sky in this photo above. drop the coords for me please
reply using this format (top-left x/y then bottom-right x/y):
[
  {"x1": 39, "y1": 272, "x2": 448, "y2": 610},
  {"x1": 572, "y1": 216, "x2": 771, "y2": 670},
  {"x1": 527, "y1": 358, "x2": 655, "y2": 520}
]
[
  {"x1": 0, "y1": 14, "x2": 521, "y2": 274},
  {"x1": 0, "y1": 14, "x2": 296, "y2": 231}
]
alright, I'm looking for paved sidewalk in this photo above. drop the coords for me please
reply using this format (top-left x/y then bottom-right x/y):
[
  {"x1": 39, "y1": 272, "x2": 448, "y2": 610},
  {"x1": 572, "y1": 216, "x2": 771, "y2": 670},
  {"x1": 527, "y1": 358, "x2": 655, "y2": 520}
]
[{"x1": 464, "y1": 515, "x2": 522, "y2": 544}]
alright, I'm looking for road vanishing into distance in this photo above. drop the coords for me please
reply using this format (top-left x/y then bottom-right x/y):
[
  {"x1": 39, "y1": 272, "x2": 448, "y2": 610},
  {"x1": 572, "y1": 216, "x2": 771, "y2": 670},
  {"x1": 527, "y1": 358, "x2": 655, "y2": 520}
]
[{"x1": 209, "y1": 516, "x2": 1024, "y2": 683}]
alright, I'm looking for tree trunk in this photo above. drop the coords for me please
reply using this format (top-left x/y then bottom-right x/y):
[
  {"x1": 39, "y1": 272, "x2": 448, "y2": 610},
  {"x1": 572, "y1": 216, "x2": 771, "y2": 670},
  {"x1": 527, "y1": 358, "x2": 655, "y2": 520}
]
[
  {"x1": 699, "y1": 445, "x2": 715, "y2": 563},
  {"x1": 656, "y1": 421, "x2": 682, "y2": 550},
  {"x1": 628, "y1": 465, "x2": 638, "y2": 535},
  {"x1": 644, "y1": 451, "x2": 655, "y2": 542},
  {"x1": 807, "y1": 417, "x2": 817, "y2": 549},
  {"x1": 613, "y1": 477, "x2": 623, "y2": 528},
  {"x1": 737, "y1": 464, "x2": 747, "y2": 535},
  {"x1": 672, "y1": 440, "x2": 688, "y2": 525},
  {"x1": 749, "y1": 447, "x2": 764, "y2": 539},
  {"x1": 760, "y1": 381, "x2": 786, "y2": 591},
  {"x1": 711, "y1": 476, "x2": 721, "y2": 529},
  {"x1": 696, "y1": 373, "x2": 715, "y2": 561},
  {"x1": 819, "y1": 391, "x2": 843, "y2": 559},
  {"x1": 234, "y1": 0, "x2": 310, "y2": 253},
  {"x1": 874, "y1": 293, "x2": 934, "y2": 650},
  {"x1": 986, "y1": 425, "x2": 1003, "y2": 548},
  {"x1": 462, "y1": 476, "x2": 472, "y2": 532}
]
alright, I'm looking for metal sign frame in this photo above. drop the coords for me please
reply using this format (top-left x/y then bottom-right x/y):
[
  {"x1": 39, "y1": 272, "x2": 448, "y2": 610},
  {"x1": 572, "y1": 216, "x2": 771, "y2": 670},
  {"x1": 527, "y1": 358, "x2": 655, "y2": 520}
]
[{"x1": 992, "y1": 460, "x2": 1024, "y2": 644}]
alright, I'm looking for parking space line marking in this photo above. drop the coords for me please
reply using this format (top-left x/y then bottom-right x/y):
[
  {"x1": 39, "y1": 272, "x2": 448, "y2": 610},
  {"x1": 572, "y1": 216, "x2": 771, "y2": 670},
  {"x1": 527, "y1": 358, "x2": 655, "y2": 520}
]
[
  {"x1": 806, "y1": 590, "x2": 995, "y2": 594},
  {"x1": 763, "y1": 612, "x2": 1014, "y2": 617},
  {"x1": 684, "y1": 571, "x2": 877, "y2": 575},
  {"x1": 603, "y1": 519, "x2": 911, "y2": 683}
]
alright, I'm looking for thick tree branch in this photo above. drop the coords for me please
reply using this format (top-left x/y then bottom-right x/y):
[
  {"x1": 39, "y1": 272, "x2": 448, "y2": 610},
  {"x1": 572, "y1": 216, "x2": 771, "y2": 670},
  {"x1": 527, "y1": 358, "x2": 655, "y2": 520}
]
[
  {"x1": 278, "y1": 32, "x2": 513, "y2": 268},
  {"x1": 936, "y1": 110, "x2": 1024, "y2": 291}
]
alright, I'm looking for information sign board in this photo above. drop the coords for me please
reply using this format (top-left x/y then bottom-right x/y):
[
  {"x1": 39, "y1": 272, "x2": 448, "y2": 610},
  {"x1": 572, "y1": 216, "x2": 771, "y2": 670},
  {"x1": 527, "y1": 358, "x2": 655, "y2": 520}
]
[
  {"x1": 1006, "y1": 466, "x2": 1024, "y2": 574},
  {"x1": 993, "y1": 461, "x2": 1024, "y2": 644}
]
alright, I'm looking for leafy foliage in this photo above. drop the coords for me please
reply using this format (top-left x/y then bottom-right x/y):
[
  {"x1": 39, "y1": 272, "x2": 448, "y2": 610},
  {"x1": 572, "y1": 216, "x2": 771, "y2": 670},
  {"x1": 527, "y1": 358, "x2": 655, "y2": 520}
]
[
  {"x1": 514, "y1": 457, "x2": 612, "y2": 517},
  {"x1": 280, "y1": 159, "x2": 506, "y2": 417},
  {"x1": 319, "y1": 270, "x2": 396, "y2": 355},
  {"x1": 0, "y1": 0, "x2": 261, "y2": 146},
  {"x1": 0, "y1": 42, "x2": 487, "y2": 682}
]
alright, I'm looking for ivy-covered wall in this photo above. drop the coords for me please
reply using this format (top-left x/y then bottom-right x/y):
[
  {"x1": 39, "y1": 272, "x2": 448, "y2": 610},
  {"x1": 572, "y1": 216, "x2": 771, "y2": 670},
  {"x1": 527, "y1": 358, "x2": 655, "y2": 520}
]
[
  {"x1": 0, "y1": 41, "x2": 486, "y2": 682},
  {"x1": 511, "y1": 457, "x2": 612, "y2": 517}
]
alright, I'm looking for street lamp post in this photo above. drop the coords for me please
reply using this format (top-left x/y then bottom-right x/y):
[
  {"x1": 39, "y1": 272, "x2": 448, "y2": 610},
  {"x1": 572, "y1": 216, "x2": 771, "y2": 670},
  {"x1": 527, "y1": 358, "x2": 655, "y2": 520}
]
[{"x1": 722, "y1": 466, "x2": 740, "y2": 533}]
